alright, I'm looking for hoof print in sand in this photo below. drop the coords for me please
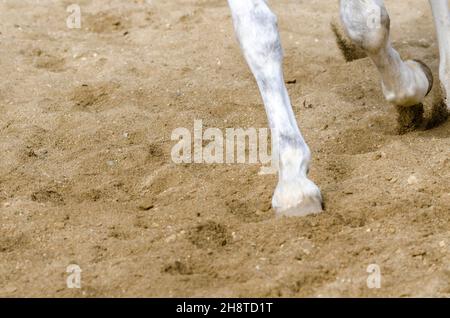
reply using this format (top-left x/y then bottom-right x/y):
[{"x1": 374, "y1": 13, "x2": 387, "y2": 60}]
[
  {"x1": 31, "y1": 189, "x2": 64, "y2": 205},
  {"x1": 187, "y1": 221, "x2": 231, "y2": 249},
  {"x1": 71, "y1": 83, "x2": 120, "y2": 112},
  {"x1": 22, "y1": 48, "x2": 66, "y2": 72},
  {"x1": 226, "y1": 197, "x2": 272, "y2": 223},
  {"x1": 162, "y1": 260, "x2": 194, "y2": 276},
  {"x1": 85, "y1": 12, "x2": 130, "y2": 33}
]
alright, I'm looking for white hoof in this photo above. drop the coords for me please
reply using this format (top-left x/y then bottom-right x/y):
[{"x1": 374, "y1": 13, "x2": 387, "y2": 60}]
[{"x1": 272, "y1": 178, "x2": 323, "y2": 217}]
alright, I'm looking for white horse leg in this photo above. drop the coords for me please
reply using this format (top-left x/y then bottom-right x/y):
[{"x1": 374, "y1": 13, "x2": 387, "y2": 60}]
[
  {"x1": 227, "y1": 0, "x2": 323, "y2": 217},
  {"x1": 430, "y1": 0, "x2": 450, "y2": 110},
  {"x1": 340, "y1": 0, "x2": 433, "y2": 110}
]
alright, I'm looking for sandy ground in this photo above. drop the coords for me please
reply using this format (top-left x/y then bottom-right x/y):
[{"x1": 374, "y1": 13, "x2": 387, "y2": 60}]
[{"x1": 0, "y1": 0, "x2": 449, "y2": 297}]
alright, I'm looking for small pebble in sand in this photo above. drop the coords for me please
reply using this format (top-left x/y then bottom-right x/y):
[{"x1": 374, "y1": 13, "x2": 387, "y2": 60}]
[
  {"x1": 54, "y1": 222, "x2": 65, "y2": 229},
  {"x1": 107, "y1": 160, "x2": 116, "y2": 167},
  {"x1": 165, "y1": 234, "x2": 177, "y2": 243},
  {"x1": 407, "y1": 175, "x2": 419, "y2": 185}
]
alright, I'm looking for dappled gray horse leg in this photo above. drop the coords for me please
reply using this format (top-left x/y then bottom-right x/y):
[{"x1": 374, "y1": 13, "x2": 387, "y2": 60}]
[{"x1": 227, "y1": 0, "x2": 322, "y2": 216}]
